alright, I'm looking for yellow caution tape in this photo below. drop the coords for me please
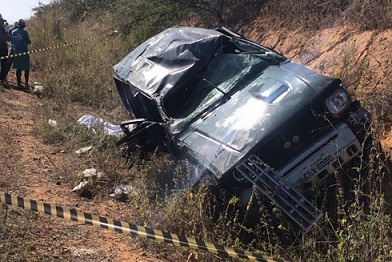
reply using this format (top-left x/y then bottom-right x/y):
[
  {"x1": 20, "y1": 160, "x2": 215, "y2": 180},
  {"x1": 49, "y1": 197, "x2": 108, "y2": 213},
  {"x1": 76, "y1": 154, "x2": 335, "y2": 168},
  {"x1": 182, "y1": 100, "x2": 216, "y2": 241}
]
[
  {"x1": 0, "y1": 30, "x2": 118, "y2": 60},
  {"x1": 0, "y1": 191, "x2": 287, "y2": 262}
]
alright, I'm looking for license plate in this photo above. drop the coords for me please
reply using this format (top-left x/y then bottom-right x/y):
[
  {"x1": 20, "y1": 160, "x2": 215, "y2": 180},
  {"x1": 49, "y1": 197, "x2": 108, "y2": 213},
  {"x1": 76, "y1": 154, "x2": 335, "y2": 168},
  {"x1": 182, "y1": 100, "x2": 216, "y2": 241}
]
[{"x1": 302, "y1": 154, "x2": 336, "y2": 179}]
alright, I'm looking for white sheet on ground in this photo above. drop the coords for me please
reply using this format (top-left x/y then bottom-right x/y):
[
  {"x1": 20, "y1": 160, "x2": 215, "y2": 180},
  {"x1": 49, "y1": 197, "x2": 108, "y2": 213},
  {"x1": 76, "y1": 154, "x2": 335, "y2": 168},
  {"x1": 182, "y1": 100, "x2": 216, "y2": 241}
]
[{"x1": 77, "y1": 115, "x2": 124, "y2": 137}]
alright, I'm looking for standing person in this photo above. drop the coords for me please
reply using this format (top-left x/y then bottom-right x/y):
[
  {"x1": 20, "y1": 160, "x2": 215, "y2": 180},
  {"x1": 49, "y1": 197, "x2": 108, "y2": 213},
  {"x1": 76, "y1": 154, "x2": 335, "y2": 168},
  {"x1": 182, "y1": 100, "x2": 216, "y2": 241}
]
[
  {"x1": 2, "y1": 21, "x2": 19, "y2": 83},
  {"x1": 12, "y1": 19, "x2": 31, "y2": 89},
  {"x1": 0, "y1": 16, "x2": 11, "y2": 85}
]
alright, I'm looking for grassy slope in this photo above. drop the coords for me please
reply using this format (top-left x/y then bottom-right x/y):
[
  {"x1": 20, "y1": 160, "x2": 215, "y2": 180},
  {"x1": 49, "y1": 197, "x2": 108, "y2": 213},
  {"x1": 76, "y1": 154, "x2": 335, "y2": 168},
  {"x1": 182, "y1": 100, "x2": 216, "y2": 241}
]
[{"x1": 2, "y1": 1, "x2": 391, "y2": 261}]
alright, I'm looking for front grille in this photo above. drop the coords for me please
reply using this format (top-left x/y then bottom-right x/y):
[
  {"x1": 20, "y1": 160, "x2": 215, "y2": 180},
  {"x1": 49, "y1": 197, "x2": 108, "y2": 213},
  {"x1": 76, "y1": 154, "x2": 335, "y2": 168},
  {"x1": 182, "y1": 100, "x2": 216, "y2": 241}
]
[
  {"x1": 257, "y1": 110, "x2": 334, "y2": 169},
  {"x1": 235, "y1": 155, "x2": 323, "y2": 231}
]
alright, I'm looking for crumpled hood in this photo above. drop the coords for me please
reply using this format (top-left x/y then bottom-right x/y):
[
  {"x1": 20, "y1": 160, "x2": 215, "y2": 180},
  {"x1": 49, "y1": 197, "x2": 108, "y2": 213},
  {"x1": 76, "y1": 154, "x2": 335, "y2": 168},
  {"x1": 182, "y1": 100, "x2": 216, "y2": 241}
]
[{"x1": 176, "y1": 62, "x2": 336, "y2": 179}]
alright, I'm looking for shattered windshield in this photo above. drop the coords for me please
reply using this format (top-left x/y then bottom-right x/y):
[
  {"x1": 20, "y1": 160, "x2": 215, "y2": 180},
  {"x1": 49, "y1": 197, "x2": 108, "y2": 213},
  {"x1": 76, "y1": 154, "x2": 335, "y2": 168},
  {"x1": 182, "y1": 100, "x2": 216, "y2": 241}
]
[{"x1": 164, "y1": 48, "x2": 273, "y2": 133}]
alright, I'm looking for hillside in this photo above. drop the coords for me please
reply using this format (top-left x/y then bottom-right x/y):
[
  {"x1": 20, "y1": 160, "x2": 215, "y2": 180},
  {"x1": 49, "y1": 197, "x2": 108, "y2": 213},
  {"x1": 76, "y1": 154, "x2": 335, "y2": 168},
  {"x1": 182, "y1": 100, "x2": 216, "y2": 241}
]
[{"x1": 1, "y1": 1, "x2": 392, "y2": 261}]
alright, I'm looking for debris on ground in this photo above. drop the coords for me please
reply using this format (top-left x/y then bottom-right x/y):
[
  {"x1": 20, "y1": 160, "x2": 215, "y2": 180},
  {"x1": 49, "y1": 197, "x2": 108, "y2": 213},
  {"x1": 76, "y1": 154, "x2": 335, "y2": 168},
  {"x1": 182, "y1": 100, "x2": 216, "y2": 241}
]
[
  {"x1": 77, "y1": 115, "x2": 124, "y2": 137},
  {"x1": 75, "y1": 146, "x2": 93, "y2": 155},
  {"x1": 71, "y1": 168, "x2": 103, "y2": 193},
  {"x1": 48, "y1": 119, "x2": 58, "y2": 127},
  {"x1": 109, "y1": 184, "x2": 130, "y2": 201},
  {"x1": 32, "y1": 82, "x2": 44, "y2": 95}
]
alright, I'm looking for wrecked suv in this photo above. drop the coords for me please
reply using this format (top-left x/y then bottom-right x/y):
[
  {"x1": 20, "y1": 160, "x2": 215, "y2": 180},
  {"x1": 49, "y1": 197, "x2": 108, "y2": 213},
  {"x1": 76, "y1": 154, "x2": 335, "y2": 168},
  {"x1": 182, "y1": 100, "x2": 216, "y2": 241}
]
[{"x1": 113, "y1": 27, "x2": 369, "y2": 231}]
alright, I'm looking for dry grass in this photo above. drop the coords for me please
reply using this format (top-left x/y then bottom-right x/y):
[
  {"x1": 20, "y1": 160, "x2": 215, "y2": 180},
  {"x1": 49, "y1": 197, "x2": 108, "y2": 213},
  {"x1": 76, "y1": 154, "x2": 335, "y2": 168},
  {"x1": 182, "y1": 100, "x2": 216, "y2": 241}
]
[{"x1": 2, "y1": 1, "x2": 391, "y2": 261}]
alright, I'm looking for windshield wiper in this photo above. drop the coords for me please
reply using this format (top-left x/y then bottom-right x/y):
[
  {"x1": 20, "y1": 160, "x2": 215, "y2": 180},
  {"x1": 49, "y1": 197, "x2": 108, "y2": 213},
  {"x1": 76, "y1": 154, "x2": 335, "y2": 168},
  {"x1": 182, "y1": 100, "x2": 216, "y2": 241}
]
[{"x1": 201, "y1": 78, "x2": 231, "y2": 100}]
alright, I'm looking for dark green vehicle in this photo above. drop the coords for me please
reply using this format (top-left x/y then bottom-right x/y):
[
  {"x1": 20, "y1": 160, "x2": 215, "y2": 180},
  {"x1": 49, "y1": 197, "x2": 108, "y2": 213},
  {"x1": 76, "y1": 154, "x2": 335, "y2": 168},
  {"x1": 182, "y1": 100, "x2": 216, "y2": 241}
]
[{"x1": 113, "y1": 27, "x2": 370, "y2": 230}]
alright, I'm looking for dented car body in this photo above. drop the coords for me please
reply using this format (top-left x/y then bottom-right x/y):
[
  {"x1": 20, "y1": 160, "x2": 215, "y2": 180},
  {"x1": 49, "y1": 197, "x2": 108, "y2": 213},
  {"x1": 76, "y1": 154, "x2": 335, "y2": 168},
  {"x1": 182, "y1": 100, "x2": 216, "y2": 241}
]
[{"x1": 113, "y1": 27, "x2": 369, "y2": 230}]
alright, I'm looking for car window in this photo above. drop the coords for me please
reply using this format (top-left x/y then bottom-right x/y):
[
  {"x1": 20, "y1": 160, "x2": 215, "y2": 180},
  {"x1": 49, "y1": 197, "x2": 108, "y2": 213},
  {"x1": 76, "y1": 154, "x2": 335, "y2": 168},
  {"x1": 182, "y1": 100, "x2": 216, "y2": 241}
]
[{"x1": 166, "y1": 51, "x2": 271, "y2": 132}]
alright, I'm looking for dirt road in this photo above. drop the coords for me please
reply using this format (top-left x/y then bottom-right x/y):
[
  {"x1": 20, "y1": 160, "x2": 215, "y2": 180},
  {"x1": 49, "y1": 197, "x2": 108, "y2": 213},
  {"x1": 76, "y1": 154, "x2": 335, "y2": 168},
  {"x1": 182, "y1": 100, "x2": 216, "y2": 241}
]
[{"x1": 0, "y1": 74, "x2": 165, "y2": 261}]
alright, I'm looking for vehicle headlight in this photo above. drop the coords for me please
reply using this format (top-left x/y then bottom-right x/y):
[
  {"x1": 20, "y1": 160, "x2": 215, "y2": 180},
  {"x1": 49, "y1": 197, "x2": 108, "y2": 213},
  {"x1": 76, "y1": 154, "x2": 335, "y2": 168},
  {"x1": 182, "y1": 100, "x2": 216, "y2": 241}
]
[{"x1": 325, "y1": 89, "x2": 349, "y2": 114}]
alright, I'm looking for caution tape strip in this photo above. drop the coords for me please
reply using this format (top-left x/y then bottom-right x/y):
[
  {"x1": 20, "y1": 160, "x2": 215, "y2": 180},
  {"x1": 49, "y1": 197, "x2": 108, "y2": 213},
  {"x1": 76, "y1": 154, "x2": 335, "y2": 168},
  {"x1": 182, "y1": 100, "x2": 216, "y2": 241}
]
[
  {"x1": 0, "y1": 30, "x2": 118, "y2": 60},
  {"x1": 0, "y1": 191, "x2": 287, "y2": 262}
]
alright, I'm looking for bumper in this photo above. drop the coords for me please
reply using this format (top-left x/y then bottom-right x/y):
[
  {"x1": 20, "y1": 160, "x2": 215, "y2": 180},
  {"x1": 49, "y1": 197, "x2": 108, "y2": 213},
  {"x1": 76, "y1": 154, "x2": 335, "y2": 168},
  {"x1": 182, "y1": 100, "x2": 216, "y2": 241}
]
[
  {"x1": 280, "y1": 122, "x2": 361, "y2": 188},
  {"x1": 235, "y1": 121, "x2": 365, "y2": 230}
]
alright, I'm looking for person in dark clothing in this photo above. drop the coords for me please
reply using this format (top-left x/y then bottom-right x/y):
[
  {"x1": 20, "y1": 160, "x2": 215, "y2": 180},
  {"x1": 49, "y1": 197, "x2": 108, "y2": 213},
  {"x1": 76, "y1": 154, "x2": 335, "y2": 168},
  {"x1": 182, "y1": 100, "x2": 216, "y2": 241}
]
[
  {"x1": 2, "y1": 21, "x2": 19, "y2": 83},
  {"x1": 0, "y1": 16, "x2": 11, "y2": 84},
  {"x1": 12, "y1": 19, "x2": 31, "y2": 89}
]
